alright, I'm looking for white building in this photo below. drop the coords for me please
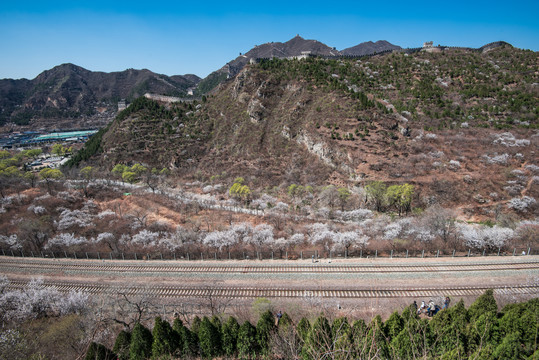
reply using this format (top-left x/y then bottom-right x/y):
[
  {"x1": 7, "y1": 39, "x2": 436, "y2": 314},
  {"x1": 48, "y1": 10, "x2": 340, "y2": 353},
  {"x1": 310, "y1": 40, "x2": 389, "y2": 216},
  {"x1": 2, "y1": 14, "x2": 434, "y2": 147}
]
[{"x1": 118, "y1": 100, "x2": 127, "y2": 112}]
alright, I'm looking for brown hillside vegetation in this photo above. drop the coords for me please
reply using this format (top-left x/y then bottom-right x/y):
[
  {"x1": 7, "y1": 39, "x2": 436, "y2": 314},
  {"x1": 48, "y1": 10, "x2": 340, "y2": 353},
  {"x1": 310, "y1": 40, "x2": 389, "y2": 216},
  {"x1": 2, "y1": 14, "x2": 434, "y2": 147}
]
[{"x1": 90, "y1": 45, "x2": 538, "y2": 218}]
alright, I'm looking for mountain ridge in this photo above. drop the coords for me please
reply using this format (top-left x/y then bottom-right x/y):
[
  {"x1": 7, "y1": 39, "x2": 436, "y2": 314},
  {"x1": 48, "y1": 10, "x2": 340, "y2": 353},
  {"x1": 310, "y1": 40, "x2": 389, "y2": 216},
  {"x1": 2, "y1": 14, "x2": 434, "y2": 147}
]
[
  {"x1": 0, "y1": 63, "x2": 200, "y2": 128},
  {"x1": 196, "y1": 36, "x2": 402, "y2": 95},
  {"x1": 0, "y1": 38, "x2": 520, "y2": 130},
  {"x1": 195, "y1": 37, "x2": 516, "y2": 95},
  {"x1": 341, "y1": 40, "x2": 402, "y2": 56}
]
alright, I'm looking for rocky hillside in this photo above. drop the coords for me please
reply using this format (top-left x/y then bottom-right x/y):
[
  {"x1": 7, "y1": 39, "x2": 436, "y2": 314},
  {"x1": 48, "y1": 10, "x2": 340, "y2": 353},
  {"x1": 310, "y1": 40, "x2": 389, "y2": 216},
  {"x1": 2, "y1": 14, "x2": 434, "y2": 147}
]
[
  {"x1": 195, "y1": 36, "x2": 400, "y2": 95},
  {"x1": 195, "y1": 37, "x2": 516, "y2": 96},
  {"x1": 0, "y1": 63, "x2": 200, "y2": 127},
  {"x1": 78, "y1": 44, "x2": 538, "y2": 218}
]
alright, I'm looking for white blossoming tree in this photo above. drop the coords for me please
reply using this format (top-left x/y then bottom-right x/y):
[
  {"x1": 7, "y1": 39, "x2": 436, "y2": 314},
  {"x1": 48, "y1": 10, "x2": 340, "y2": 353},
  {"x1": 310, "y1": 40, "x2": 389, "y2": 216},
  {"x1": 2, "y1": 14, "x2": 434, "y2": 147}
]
[
  {"x1": 203, "y1": 230, "x2": 237, "y2": 253},
  {"x1": 307, "y1": 223, "x2": 336, "y2": 252},
  {"x1": 457, "y1": 223, "x2": 514, "y2": 250},
  {"x1": 250, "y1": 224, "x2": 274, "y2": 253},
  {"x1": 45, "y1": 233, "x2": 88, "y2": 250},
  {"x1": 0, "y1": 277, "x2": 89, "y2": 323},
  {"x1": 56, "y1": 208, "x2": 95, "y2": 231},
  {"x1": 508, "y1": 196, "x2": 537, "y2": 213},
  {"x1": 331, "y1": 231, "x2": 369, "y2": 256}
]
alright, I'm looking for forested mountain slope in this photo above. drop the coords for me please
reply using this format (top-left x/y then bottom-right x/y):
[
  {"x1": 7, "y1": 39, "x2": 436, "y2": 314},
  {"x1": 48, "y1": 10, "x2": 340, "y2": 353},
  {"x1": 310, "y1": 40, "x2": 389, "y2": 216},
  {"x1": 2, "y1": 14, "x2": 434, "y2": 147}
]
[{"x1": 0, "y1": 64, "x2": 200, "y2": 127}]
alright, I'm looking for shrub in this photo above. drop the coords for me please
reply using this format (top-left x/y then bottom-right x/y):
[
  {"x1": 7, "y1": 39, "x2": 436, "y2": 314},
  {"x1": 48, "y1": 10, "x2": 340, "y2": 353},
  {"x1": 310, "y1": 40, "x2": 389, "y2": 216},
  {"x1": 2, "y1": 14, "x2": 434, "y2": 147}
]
[
  {"x1": 507, "y1": 196, "x2": 537, "y2": 212},
  {"x1": 492, "y1": 132, "x2": 530, "y2": 147}
]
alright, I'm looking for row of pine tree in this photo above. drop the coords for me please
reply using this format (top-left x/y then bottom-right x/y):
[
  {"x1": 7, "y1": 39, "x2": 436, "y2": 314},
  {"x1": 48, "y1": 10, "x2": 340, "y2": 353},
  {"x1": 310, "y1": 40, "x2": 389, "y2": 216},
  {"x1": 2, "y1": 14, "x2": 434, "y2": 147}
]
[{"x1": 86, "y1": 290, "x2": 538, "y2": 359}]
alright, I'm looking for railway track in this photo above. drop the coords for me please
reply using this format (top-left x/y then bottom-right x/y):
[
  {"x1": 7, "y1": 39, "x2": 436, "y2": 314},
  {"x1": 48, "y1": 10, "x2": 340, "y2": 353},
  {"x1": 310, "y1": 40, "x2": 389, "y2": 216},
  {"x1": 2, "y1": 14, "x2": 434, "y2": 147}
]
[
  {"x1": 5, "y1": 279, "x2": 538, "y2": 299},
  {"x1": 1, "y1": 258, "x2": 538, "y2": 274}
]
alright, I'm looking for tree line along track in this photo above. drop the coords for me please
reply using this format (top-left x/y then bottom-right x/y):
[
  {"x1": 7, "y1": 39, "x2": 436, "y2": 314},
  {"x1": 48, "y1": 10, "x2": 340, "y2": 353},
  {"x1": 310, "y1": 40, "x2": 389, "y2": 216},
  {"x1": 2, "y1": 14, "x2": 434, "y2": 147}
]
[
  {"x1": 1, "y1": 258, "x2": 538, "y2": 274},
  {"x1": 5, "y1": 280, "x2": 538, "y2": 300}
]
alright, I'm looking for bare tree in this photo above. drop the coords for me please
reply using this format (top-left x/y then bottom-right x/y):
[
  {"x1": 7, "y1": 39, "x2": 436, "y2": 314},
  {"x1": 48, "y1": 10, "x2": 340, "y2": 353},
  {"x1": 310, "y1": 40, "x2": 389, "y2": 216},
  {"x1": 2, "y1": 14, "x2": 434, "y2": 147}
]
[
  {"x1": 109, "y1": 285, "x2": 158, "y2": 330},
  {"x1": 265, "y1": 213, "x2": 287, "y2": 232},
  {"x1": 112, "y1": 202, "x2": 125, "y2": 218},
  {"x1": 128, "y1": 209, "x2": 150, "y2": 229},
  {"x1": 201, "y1": 282, "x2": 232, "y2": 316},
  {"x1": 17, "y1": 219, "x2": 51, "y2": 252},
  {"x1": 320, "y1": 185, "x2": 339, "y2": 210},
  {"x1": 422, "y1": 204, "x2": 458, "y2": 246},
  {"x1": 269, "y1": 321, "x2": 303, "y2": 359}
]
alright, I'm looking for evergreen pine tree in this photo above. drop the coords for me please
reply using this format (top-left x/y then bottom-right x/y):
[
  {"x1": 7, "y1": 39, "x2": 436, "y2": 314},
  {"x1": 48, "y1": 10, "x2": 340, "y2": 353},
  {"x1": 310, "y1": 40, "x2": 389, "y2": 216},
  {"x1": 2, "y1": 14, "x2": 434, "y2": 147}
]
[
  {"x1": 350, "y1": 319, "x2": 368, "y2": 358},
  {"x1": 493, "y1": 332, "x2": 523, "y2": 359},
  {"x1": 498, "y1": 298, "x2": 538, "y2": 357},
  {"x1": 332, "y1": 317, "x2": 352, "y2": 360},
  {"x1": 384, "y1": 311, "x2": 404, "y2": 341},
  {"x1": 397, "y1": 304, "x2": 438, "y2": 358},
  {"x1": 256, "y1": 309, "x2": 276, "y2": 354},
  {"x1": 466, "y1": 311, "x2": 500, "y2": 355},
  {"x1": 210, "y1": 315, "x2": 223, "y2": 355},
  {"x1": 198, "y1": 316, "x2": 221, "y2": 359},
  {"x1": 85, "y1": 342, "x2": 115, "y2": 360},
  {"x1": 468, "y1": 343, "x2": 495, "y2": 360},
  {"x1": 171, "y1": 318, "x2": 184, "y2": 357},
  {"x1": 364, "y1": 315, "x2": 390, "y2": 359},
  {"x1": 466, "y1": 291, "x2": 501, "y2": 354},
  {"x1": 400, "y1": 304, "x2": 419, "y2": 323},
  {"x1": 129, "y1": 322, "x2": 153, "y2": 360},
  {"x1": 179, "y1": 325, "x2": 198, "y2": 358},
  {"x1": 429, "y1": 299, "x2": 468, "y2": 357},
  {"x1": 296, "y1": 317, "x2": 311, "y2": 343},
  {"x1": 498, "y1": 302, "x2": 525, "y2": 336},
  {"x1": 468, "y1": 289, "x2": 498, "y2": 322},
  {"x1": 222, "y1": 316, "x2": 240, "y2": 357},
  {"x1": 191, "y1": 316, "x2": 202, "y2": 335},
  {"x1": 274, "y1": 312, "x2": 300, "y2": 359},
  {"x1": 151, "y1": 317, "x2": 174, "y2": 359},
  {"x1": 303, "y1": 314, "x2": 332, "y2": 359},
  {"x1": 518, "y1": 298, "x2": 538, "y2": 357},
  {"x1": 278, "y1": 312, "x2": 293, "y2": 330},
  {"x1": 237, "y1": 321, "x2": 258, "y2": 358},
  {"x1": 438, "y1": 345, "x2": 467, "y2": 360},
  {"x1": 112, "y1": 330, "x2": 131, "y2": 360},
  {"x1": 210, "y1": 315, "x2": 222, "y2": 334}
]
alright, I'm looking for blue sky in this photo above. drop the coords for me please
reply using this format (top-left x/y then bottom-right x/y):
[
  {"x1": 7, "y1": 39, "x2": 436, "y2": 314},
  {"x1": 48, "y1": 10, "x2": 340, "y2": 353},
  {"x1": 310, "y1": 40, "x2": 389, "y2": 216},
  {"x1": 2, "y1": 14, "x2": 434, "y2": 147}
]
[{"x1": 1, "y1": 0, "x2": 538, "y2": 79}]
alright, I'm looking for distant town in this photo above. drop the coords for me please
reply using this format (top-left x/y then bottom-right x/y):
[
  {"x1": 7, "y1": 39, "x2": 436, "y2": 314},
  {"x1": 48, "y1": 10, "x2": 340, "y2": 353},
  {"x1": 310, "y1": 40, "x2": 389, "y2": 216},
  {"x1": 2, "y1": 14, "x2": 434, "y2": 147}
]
[
  {"x1": 0, "y1": 129, "x2": 98, "y2": 149},
  {"x1": 0, "y1": 129, "x2": 98, "y2": 170}
]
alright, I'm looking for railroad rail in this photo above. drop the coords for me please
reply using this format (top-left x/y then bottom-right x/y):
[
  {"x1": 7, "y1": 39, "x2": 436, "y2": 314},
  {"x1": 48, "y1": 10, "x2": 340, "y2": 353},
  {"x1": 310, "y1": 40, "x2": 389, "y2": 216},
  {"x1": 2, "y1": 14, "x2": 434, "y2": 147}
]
[
  {"x1": 5, "y1": 279, "x2": 538, "y2": 299},
  {"x1": 1, "y1": 258, "x2": 538, "y2": 274}
]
